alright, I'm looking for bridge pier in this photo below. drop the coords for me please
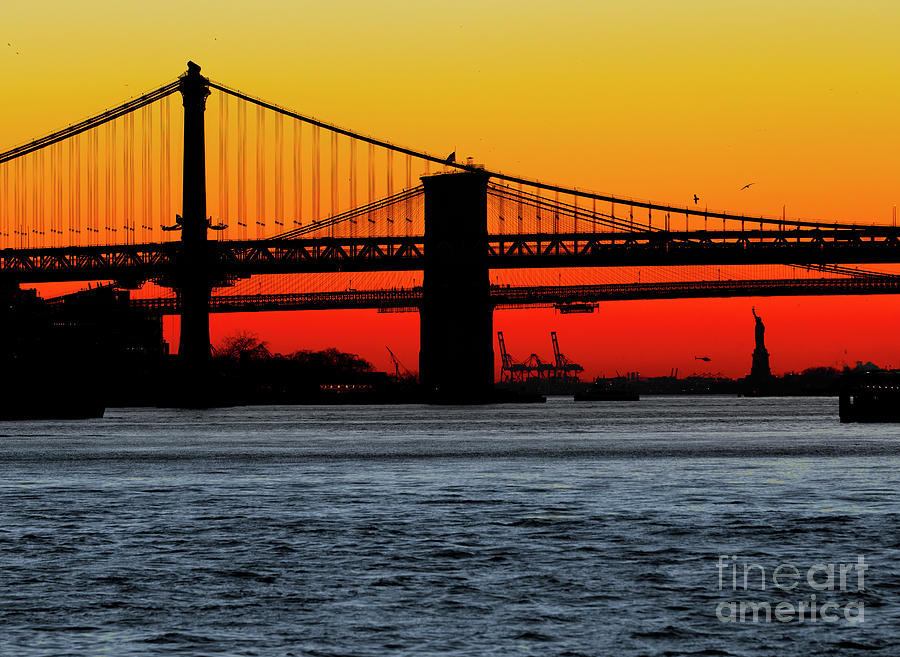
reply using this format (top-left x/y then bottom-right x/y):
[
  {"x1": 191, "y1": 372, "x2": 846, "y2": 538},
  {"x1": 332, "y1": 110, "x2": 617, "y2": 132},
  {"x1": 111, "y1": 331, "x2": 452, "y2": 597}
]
[
  {"x1": 419, "y1": 171, "x2": 494, "y2": 403},
  {"x1": 177, "y1": 62, "x2": 212, "y2": 378}
]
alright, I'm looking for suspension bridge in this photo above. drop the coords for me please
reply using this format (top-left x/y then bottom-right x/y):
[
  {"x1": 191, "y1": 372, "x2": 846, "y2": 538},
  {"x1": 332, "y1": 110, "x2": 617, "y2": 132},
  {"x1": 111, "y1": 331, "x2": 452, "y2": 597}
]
[{"x1": 2, "y1": 61, "x2": 899, "y2": 401}]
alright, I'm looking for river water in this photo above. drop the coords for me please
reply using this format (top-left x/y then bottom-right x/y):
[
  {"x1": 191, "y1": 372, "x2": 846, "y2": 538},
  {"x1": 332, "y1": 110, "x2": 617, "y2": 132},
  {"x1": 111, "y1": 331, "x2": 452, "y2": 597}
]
[{"x1": 1, "y1": 397, "x2": 898, "y2": 656}]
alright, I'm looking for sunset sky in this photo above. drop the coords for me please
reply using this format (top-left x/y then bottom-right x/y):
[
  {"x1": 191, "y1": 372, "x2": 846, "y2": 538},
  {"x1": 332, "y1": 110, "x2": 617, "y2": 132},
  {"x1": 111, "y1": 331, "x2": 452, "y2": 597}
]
[{"x1": 2, "y1": 1, "x2": 900, "y2": 378}]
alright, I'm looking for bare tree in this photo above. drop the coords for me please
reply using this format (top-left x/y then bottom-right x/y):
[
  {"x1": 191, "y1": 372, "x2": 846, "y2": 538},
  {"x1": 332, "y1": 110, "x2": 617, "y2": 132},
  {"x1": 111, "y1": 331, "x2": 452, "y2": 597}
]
[{"x1": 214, "y1": 331, "x2": 272, "y2": 361}]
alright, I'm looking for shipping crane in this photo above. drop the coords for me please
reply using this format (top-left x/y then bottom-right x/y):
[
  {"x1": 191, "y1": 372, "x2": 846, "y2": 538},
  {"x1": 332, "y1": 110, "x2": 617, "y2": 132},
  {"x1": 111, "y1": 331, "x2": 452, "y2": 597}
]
[
  {"x1": 550, "y1": 331, "x2": 584, "y2": 381},
  {"x1": 386, "y1": 346, "x2": 416, "y2": 381},
  {"x1": 497, "y1": 331, "x2": 529, "y2": 382},
  {"x1": 497, "y1": 331, "x2": 514, "y2": 372},
  {"x1": 497, "y1": 331, "x2": 584, "y2": 383},
  {"x1": 551, "y1": 331, "x2": 563, "y2": 368}
]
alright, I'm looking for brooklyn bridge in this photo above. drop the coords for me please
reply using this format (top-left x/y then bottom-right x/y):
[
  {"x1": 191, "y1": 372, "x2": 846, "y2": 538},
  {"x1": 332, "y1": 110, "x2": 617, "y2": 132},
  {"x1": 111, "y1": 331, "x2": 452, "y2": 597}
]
[{"x1": 2, "y1": 62, "x2": 899, "y2": 401}]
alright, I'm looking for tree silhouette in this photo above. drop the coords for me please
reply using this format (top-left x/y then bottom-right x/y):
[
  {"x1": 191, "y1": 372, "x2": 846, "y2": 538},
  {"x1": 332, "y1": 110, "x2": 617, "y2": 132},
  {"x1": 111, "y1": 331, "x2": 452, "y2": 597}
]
[{"x1": 214, "y1": 331, "x2": 272, "y2": 361}]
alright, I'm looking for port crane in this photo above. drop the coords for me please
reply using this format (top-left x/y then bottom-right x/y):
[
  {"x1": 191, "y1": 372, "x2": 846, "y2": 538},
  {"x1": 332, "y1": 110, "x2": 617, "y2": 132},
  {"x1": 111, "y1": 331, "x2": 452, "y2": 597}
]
[
  {"x1": 386, "y1": 346, "x2": 416, "y2": 381},
  {"x1": 497, "y1": 331, "x2": 583, "y2": 383},
  {"x1": 551, "y1": 331, "x2": 585, "y2": 380}
]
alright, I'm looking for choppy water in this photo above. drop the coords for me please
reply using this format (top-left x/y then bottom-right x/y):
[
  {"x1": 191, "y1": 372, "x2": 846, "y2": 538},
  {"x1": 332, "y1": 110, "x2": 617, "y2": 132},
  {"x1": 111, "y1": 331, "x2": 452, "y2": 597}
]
[{"x1": 2, "y1": 397, "x2": 899, "y2": 656}]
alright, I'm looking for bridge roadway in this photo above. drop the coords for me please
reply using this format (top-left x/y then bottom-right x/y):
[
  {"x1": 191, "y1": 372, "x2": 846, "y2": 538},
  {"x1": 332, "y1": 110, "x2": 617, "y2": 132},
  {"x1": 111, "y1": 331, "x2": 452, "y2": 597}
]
[
  {"x1": 2, "y1": 226, "x2": 900, "y2": 284},
  {"x1": 128, "y1": 277, "x2": 900, "y2": 314}
]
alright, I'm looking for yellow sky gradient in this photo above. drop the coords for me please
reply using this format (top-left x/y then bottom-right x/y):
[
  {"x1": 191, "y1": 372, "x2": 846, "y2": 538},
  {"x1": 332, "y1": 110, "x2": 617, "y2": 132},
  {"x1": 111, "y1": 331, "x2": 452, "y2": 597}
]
[
  {"x1": 3, "y1": 1, "x2": 898, "y2": 221},
  {"x1": 2, "y1": 1, "x2": 899, "y2": 376}
]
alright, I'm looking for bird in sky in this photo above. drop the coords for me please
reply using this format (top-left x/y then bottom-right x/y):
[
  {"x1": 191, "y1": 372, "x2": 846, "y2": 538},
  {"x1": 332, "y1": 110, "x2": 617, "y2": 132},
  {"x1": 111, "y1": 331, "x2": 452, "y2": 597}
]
[
  {"x1": 694, "y1": 356, "x2": 711, "y2": 362},
  {"x1": 445, "y1": 151, "x2": 456, "y2": 165},
  {"x1": 740, "y1": 182, "x2": 755, "y2": 190},
  {"x1": 693, "y1": 194, "x2": 699, "y2": 205}
]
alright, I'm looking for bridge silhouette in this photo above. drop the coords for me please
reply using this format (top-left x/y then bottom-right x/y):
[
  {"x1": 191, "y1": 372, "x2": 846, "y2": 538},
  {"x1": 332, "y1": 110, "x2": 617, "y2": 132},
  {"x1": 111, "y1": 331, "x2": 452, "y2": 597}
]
[{"x1": 2, "y1": 62, "x2": 899, "y2": 401}]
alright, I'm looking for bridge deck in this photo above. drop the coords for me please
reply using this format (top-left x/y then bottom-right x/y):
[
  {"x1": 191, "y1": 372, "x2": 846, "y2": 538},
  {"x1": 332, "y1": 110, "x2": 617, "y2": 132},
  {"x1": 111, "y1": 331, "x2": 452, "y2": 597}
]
[
  {"x1": 127, "y1": 278, "x2": 900, "y2": 315},
  {"x1": 2, "y1": 226, "x2": 900, "y2": 284}
]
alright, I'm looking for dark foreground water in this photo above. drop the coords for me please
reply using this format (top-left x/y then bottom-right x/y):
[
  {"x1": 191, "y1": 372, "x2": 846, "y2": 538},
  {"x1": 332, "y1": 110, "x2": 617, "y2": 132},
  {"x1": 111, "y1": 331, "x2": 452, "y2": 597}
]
[{"x1": 1, "y1": 397, "x2": 899, "y2": 656}]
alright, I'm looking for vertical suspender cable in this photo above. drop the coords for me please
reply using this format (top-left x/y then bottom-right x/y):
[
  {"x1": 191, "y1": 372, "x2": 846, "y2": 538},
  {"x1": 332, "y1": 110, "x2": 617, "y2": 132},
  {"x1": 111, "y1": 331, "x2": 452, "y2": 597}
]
[
  {"x1": 256, "y1": 105, "x2": 265, "y2": 238},
  {"x1": 517, "y1": 183, "x2": 523, "y2": 235},
  {"x1": 92, "y1": 129, "x2": 99, "y2": 242},
  {"x1": 219, "y1": 92, "x2": 225, "y2": 232},
  {"x1": 130, "y1": 112, "x2": 136, "y2": 240},
  {"x1": 367, "y1": 142, "x2": 374, "y2": 236},
  {"x1": 126, "y1": 112, "x2": 134, "y2": 242},
  {"x1": 85, "y1": 133, "x2": 92, "y2": 245},
  {"x1": 104, "y1": 122, "x2": 111, "y2": 243},
  {"x1": 55, "y1": 143, "x2": 64, "y2": 246},
  {"x1": 162, "y1": 95, "x2": 171, "y2": 237},
  {"x1": 144, "y1": 105, "x2": 152, "y2": 242},
  {"x1": 573, "y1": 191, "x2": 578, "y2": 235},
  {"x1": 405, "y1": 154, "x2": 411, "y2": 235},
  {"x1": 17, "y1": 158, "x2": 22, "y2": 244},
  {"x1": 554, "y1": 190, "x2": 559, "y2": 235},
  {"x1": 29, "y1": 153, "x2": 35, "y2": 245},
  {"x1": 275, "y1": 110, "x2": 283, "y2": 226},
  {"x1": 293, "y1": 119, "x2": 301, "y2": 227},
  {"x1": 221, "y1": 94, "x2": 229, "y2": 237},
  {"x1": 498, "y1": 184, "x2": 505, "y2": 236},
  {"x1": 16, "y1": 158, "x2": 22, "y2": 247},
  {"x1": 15, "y1": 158, "x2": 22, "y2": 247},
  {"x1": 147, "y1": 109, "x2": 157, "y2": 237},
  {"x1": 0, "y1": 162, "x2": 5, "y2": 246},
  {"x1": 0, "y1": 162, "x2": 15, "y2": 249},
  {"x1": 34, "y1": 149, "x2": 46, "y2": 246},
  {"x1": 74, "y1": 134, "x2": 81, "y2": 244},
  {"x1": 109, "y1": 119, "x2": 117, "y2": 244},
  {"x1": 23, "y1": 157, "x2": 30, "y2": 247},
  {"x1": 312, "y1": 124, "x2": 320, "y2": 222},
  {"x1": 349, "y1": 138, "x2": 356, "y2": 237},
  {"x1": 122, "y1": 114, "x2": 128, "y2": 241},
  {"x1": 386, "y1": 149, "x2": 394, "y2": 234},
  {"x1": 330, "y1": 130, "x2": 338, "y2": 225},
  {"x1": 237, "y1": 99, "x2": 246, "y2": 237},
  {"x1": 9, "y1": 160, "x2": 13, "y2": 245}
]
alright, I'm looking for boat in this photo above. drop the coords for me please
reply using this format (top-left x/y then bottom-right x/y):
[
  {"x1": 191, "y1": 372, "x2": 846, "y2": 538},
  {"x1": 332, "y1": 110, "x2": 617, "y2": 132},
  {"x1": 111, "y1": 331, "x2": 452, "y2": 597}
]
[{"x1": 839, "y1": 370, "x2": 900, "y2": 423}]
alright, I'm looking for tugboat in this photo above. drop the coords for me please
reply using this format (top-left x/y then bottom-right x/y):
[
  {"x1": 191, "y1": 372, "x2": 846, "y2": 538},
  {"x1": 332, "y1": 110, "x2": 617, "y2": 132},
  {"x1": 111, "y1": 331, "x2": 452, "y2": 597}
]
[
  {"x1": 839, "y1": 370, "x2": 900, "y2": 423},
  {"x1": 574, "y1": 377, "x2": 640, "y2": 402}
]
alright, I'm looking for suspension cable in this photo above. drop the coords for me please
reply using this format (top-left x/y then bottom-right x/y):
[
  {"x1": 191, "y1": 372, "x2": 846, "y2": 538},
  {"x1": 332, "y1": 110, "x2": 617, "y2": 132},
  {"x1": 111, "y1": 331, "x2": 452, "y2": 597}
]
[
  {"x1": 208, "y1": 78, "x2": 879, "y2": 230},
  {"x1": 0, "y1": 81, "x2": 180, "y2": 164}
]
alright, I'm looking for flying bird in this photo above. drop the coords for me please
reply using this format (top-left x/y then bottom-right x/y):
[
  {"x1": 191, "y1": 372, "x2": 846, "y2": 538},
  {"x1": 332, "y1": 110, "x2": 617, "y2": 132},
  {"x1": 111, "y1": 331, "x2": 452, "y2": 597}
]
[
  {"x1": 694, "y1": 356, "x2": 711, "y2": 362},
  {"x1": 740, "y1": 182, "x2": 755, "y2": 190},
  {"x1": 445, "y1": 151, "x2": 456, "y2": 165},
  {"x1": 693, "y1": 194, "x2": 699, "y2": 205}
]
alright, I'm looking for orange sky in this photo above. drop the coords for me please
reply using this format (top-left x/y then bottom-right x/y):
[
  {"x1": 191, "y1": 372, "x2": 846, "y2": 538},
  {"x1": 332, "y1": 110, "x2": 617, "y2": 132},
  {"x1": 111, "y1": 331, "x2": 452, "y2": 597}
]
[{"x1": 3, "y1": 1, "x2": 900, "y2": 378}]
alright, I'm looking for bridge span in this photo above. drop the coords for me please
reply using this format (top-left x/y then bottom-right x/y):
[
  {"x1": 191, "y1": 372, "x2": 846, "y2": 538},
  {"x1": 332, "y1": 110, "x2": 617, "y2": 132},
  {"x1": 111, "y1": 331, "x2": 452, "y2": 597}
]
[
  {"x1": 3, "y1": 227, "x2": 900, "y2": 284},
  {"x1": 130, "y1": 278, "x2": 900, "y2": 315}
]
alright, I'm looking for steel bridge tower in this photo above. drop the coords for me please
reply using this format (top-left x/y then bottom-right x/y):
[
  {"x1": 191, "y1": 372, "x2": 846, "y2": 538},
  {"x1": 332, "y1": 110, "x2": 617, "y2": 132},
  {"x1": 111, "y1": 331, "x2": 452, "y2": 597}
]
[
  {"x1": 419, "y1": 171, "x2": 494, "y2": 402},
  {"x1": 177, "y1": 61, "x2": 212, "y2": 371}
]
